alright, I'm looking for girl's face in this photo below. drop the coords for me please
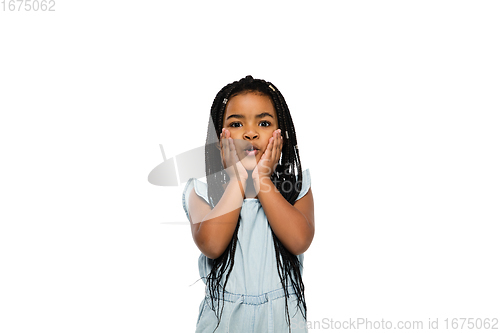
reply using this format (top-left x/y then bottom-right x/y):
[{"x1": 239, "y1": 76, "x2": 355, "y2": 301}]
[{"x1": 222, "y1": 92, "x2": 279, "y2": 171}]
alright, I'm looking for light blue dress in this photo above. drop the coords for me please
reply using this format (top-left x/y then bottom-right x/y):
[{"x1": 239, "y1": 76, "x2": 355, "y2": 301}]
[{"x1": 182, "y1": 169, "x2": 311, "y2": 333}]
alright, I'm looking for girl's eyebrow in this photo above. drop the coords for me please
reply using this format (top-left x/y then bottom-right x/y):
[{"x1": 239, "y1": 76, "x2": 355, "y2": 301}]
[{"x1": 226, "y1": 112, "x2": 274, "y2": 120}]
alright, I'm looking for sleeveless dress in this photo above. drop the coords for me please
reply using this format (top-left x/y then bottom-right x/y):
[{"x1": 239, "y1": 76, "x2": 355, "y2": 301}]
[{"x1": 182, "y1": 169, "x2": 311, "y2": 333}]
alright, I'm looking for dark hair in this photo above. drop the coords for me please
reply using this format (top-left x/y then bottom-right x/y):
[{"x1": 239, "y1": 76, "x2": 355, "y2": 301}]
[{"x1": 203, "y1": 75, "x2": 306, "y2": 332}]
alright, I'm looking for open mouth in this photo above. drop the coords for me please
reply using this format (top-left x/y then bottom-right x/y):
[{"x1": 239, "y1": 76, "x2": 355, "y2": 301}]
[{"x1": 243, "y1": 145, "x2": 259, "y2": 156}]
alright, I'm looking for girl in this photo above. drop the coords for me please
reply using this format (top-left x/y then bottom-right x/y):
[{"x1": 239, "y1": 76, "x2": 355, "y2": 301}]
[{"x1": 182, "y1": 75, "x2": 314, "y2": 333}]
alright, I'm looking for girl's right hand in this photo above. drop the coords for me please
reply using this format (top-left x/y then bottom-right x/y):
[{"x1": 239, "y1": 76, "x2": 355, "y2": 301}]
[{"x1": 220, "y1": 128, "x2": 248, "y2": 182}]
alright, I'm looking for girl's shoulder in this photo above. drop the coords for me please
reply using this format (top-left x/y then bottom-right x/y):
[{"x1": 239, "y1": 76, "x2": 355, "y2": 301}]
[
  {"x1": 182, "y1": 177, "x2": 210, "y2": 222},
  {"x1": 295, "y1": 168, "x2": 312, "y2": 202}
]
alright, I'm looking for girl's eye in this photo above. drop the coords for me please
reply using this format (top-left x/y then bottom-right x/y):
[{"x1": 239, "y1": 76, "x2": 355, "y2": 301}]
[{"x1": 228, "y1": 121, "x2": 271, "y2": 128}]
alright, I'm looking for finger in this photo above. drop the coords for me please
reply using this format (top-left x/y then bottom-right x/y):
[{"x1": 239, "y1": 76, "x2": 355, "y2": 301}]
[
  {"x1": 273, "y1": 130, "x2": 281, "y2": 168},
  {"x1": 223, "y1": 129, "x2": 229, "y2": 167},
  {"x1": 271, "y1": 130, "x2": 278, "y2": 162},
  {"x1": 228, "y1": 137, "x2": 235, "y2": 173},
  {"x1": 220, "y1": 130, "x2": 224, "y2": 165},
  {"x1": 268, "y1": 132, "x2": 274, "y2": 163},
  {"x1": 278, "y1": 132, "x2": 283, "y2": 166},
  {"x1": 263, "y1": 136, "x2": 272, "y2": 162},
  {"x1": 275, "y1": 132, "x2": 280, "y2": 166},
  {"x1": 279, "y1": 133, "x2": 283, "y2": 160},
  {"x1": 265, "y1": 138, "x2": 273, "y2": 166},
  {"x1": 229, "y1": 137, "x2": 237, "y2": 162},
  {"x1": 277, "y1": 129, "x2": 282, "y2": 154},
  {"x1": 220, "y1": 150, "x2": 225, "y2": 169},
  {"x1": 227, "y1": 130, "x2": 239, "y2": 163},
  {"x1": 224, "y1": 129, "x2": 231, "y2": 156},
  {"x1": 269, "y1": 135, "x2": 274, "y2": 157},
  {"x1": 276, "y1": 131, "x2": 280, "y2": 162}
]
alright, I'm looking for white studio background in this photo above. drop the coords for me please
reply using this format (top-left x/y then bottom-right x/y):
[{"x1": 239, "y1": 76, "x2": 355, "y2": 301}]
[{"x1": 1, "y1": 1, "x2": 499, "y2": 332}]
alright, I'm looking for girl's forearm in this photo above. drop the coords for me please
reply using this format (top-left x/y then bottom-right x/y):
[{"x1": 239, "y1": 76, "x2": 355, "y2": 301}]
[
  {"x1": 194, "y1": 178, "x2": 246, "y2": 259},
  {"x1": 256, "y1": 177, "x2": 314, "y2": 255}
]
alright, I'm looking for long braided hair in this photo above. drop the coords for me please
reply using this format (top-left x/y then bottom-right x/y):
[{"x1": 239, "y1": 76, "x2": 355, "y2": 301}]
[{"x1": 203, "y1": 75, "x2": 306, "y2": 332}]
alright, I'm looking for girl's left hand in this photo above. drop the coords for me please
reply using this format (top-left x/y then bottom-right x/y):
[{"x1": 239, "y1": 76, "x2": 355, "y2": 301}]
[{"x1": 252, "y1": 129, "x2": 283, "y2": 182}]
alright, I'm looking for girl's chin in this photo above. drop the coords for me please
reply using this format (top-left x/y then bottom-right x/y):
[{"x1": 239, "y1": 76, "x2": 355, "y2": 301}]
[
  {"x1": 242, "y1": 161, "x2": 258, "y2": 171},
  {"x1": 240, "y1": 156, "x2": 259, "y2": 170}
]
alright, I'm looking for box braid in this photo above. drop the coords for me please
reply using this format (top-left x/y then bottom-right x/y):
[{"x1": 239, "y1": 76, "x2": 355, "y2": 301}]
[{"x1": 203, "y1": 75, "x2": 306, "y2": 333}]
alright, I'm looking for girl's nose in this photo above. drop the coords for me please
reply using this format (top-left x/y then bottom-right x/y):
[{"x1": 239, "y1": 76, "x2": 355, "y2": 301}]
[{"x1": 244, "y1": 131, "x2": 258, "y2": 140}]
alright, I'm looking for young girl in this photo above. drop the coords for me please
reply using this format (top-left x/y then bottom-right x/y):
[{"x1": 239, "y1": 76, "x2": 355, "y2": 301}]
[{"x1": 182, "y1": 75, "x2": 314, "y2": 332}]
